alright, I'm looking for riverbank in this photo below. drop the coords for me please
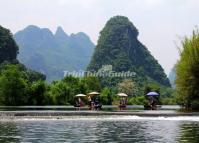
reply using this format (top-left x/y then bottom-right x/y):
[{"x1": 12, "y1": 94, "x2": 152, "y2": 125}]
[{"x1": 0, "y1": 105, "x2": 181, "y2": 110}]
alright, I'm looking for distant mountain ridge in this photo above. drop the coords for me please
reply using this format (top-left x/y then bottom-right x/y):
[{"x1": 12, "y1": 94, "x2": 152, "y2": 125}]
[
  {"x1": 14, "y1": 25, "x2": 95, "y2": 81},
  {"x1": 168, "y1": 66, "x2": 176, "y2": 88}
]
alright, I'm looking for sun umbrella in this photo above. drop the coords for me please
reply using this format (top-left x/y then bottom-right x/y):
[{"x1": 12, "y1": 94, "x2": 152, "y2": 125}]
[
  {"x1": 88, "y1": 92, "x2": 100, "y2": 96},
  {"x1": 117, "y1": 93, "x2": 128, "y2": 97},
  {"x1": 146, "y1": 91, "x2": 159, "y2": 96},
  {"x1": 75, "y1": 94, "x2": 87, "y2": 97}
]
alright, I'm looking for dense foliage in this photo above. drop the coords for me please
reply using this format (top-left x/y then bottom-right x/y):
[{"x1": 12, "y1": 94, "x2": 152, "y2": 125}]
[
  {"x1": 0, "y1": 26, "x2": 18, "y2": 64},
  {"x1": 0, "y1": 64, "x2": 46, "y2": 105},
  {"x1": 176, "y1": 29, "x2": 199, "y2": 110},
  {"x1": 48, "y1": 76, "x2": 101, "y2": 105},
  {"x1": 0, "y1": 63, "x2": 102, "y2": 105},
  {"x1": 14, "y1": 25, "x2": 95, "y2": 82},
  {"x1": 88, "y1": 16, "x2": 170, "y2": 87},
  {"x1": 0, "y1": 64, "x2": 175, "y2": 106}
]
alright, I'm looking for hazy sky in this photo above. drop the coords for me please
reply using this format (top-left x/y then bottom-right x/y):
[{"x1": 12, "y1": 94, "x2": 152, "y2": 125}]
[{"x1": 0, "y1": 0, "x2": 199, "y2": 75}]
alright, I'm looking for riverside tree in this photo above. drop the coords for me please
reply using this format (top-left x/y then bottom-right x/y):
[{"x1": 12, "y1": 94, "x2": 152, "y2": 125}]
[
  {"x1": 0, "y1": 64, "x2": 29, "y2": 105},
  {"x1": 176, "y1": 29, "x2": 199, "y2": 109},
  {"x1": 0, "y1": 25, "x2": 18, "y2": 64}
]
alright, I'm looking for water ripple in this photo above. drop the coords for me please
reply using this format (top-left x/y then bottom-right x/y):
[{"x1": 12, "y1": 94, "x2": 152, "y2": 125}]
[{"x1": 0, "y1": 116, "x2": 199, "y2": 142}]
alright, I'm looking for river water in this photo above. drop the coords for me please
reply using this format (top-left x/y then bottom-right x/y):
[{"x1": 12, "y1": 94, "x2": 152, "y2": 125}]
[{"x1": 0, "y1": 116, "x2": 199, "y2": 143}]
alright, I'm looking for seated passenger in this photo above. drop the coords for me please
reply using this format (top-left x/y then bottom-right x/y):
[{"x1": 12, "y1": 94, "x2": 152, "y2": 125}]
[
  {"x1": 74, "y1": 97, "x2": 83, "y2": 110},
  {"x1": 119, "y1": 98, "x2": 126, "y2": 110},
  {"x1": 94, "y1": 98, "x2": 102, "y2": 110}
]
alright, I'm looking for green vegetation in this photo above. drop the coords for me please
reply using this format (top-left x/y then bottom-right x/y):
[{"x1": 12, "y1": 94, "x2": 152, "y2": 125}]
[
  {"x1": 0, "y1": 64, "x2": 28, "y2": 105},
  {"x1": 175, "y1": 29, "x2": 199, "y2": 110},
  {"x1": 0, "y1": 17, "x2": 176, "y2": 106},
  {"x1": 0, "y1": 63, "x2": 102, "y2": 105},
  {"x1": 0, "y1": 62, "x2": 174, "y2": 105},
  {"x1": 0, "y1": 26, "x2": 18, "y2": 64},
  {"x1": 48, "y1": 76, "x2": 101, "y2": 105},
  {"x1": 87, "y1": 16, "x2": 173, "y2": 105},
  {"x1": 0, "y1": 63, "x2": 46, "y2": 105},
  {"x1": 2, "y1": 17, "x2": 198, "y2": 108},
  {"x1": 88, "y1": 16, "x2": 170, "y2": 87}
]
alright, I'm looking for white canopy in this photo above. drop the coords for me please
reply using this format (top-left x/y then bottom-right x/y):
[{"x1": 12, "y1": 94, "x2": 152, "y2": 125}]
[
  {"x1": 117, "y1": 93, "x2": 128, "y2": 97},
  {"x1": 88, "y1": 92, "x2": 100, "y2": 96},
  {"x1": 75, "y1": 94, "x2": 87, "y2": 97}
]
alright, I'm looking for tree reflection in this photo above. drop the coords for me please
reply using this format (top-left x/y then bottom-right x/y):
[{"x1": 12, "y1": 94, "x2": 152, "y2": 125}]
[
  {"x1": 178, "y1": 122, "x2": 199, "y2": 143},
  {"x1": 0, "y1": 122, "x2": 20, "y2": 143}
]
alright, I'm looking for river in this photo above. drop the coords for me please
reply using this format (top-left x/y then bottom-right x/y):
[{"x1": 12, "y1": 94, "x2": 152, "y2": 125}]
[{"x1": 0, "y1": 116, "x2": 199, "y2": 143}]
